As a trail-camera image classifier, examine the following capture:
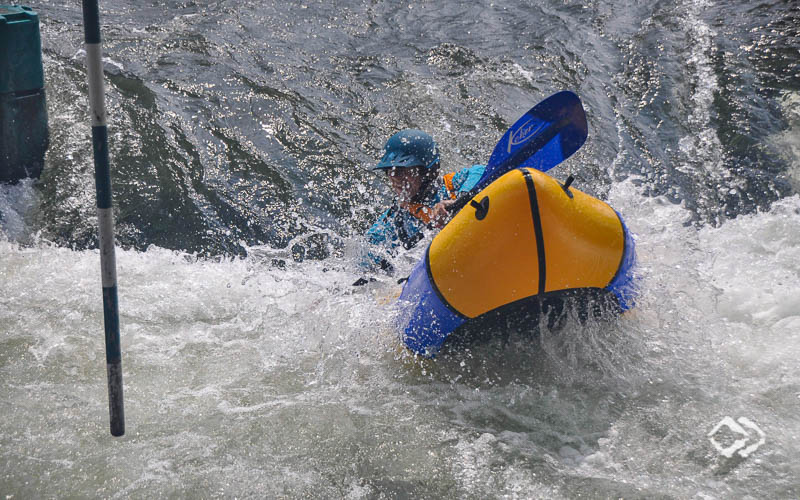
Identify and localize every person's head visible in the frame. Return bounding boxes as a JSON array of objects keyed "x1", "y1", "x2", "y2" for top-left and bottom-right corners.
[
  {"x1": 373, "y1": 129, "x2": 440, "y2": 202},
  {"x1": 384, "y1": 165, "x2": 426, "y2": 200}
]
